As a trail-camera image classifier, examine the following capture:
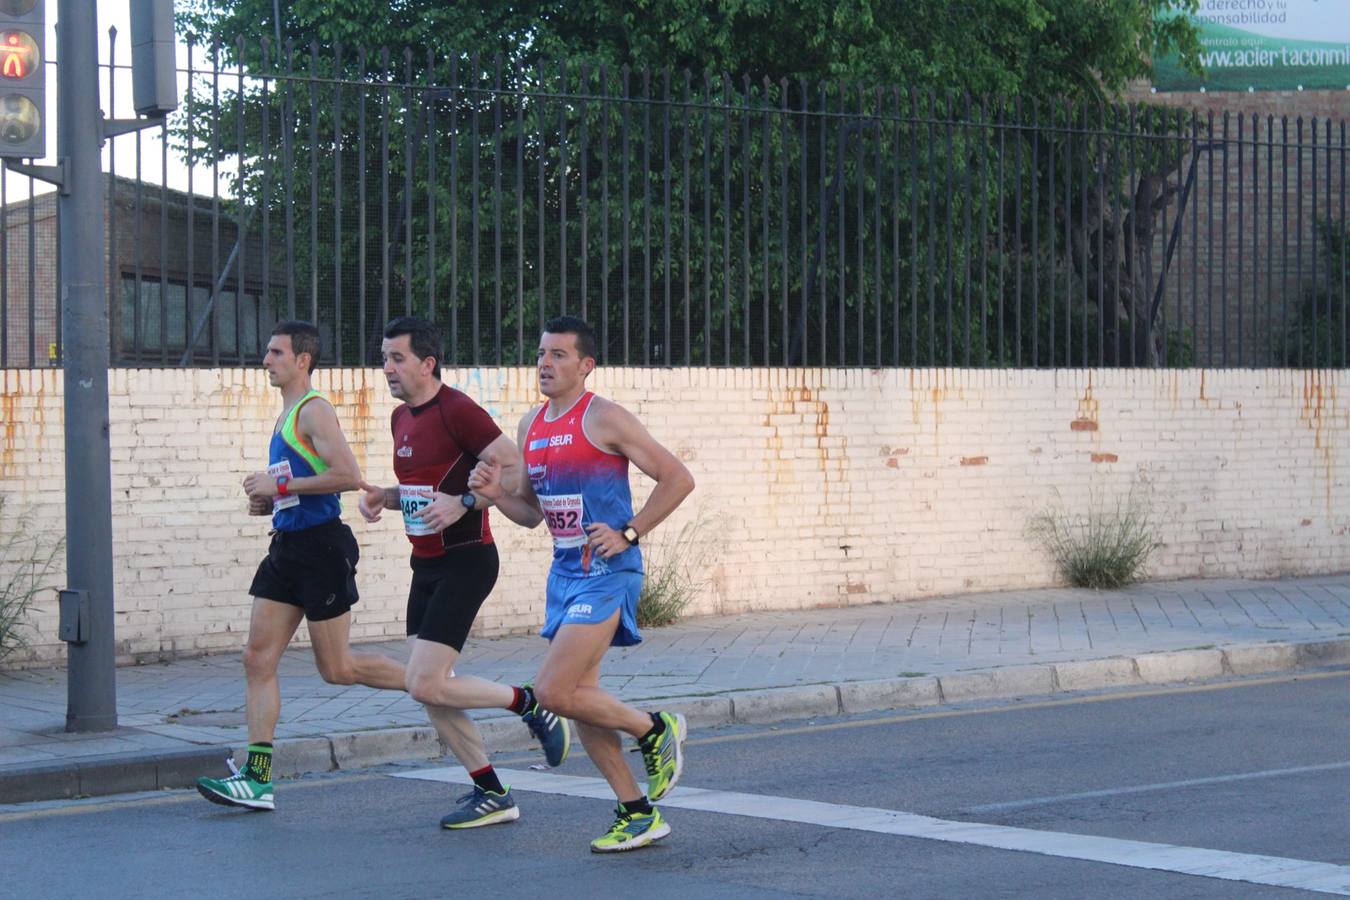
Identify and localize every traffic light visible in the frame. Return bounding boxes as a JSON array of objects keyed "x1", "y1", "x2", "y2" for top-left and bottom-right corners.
[{"x1": 0, "y1": 0, "x2": 45, "y2": 159}]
